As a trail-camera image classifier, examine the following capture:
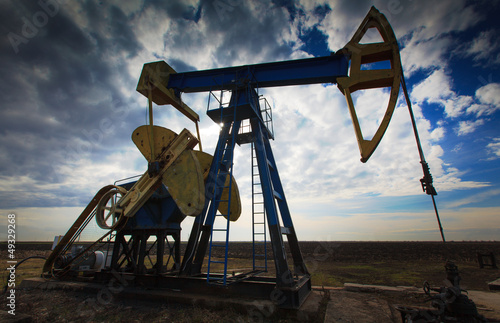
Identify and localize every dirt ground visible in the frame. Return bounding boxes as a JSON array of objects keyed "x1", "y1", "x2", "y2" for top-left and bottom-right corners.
[
  {"x1": 6, "y1": 288, "x2": 249, "y2": 323},
  {"x1": 2, "y1": 241, "x2": 499, "y2": 322}
]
